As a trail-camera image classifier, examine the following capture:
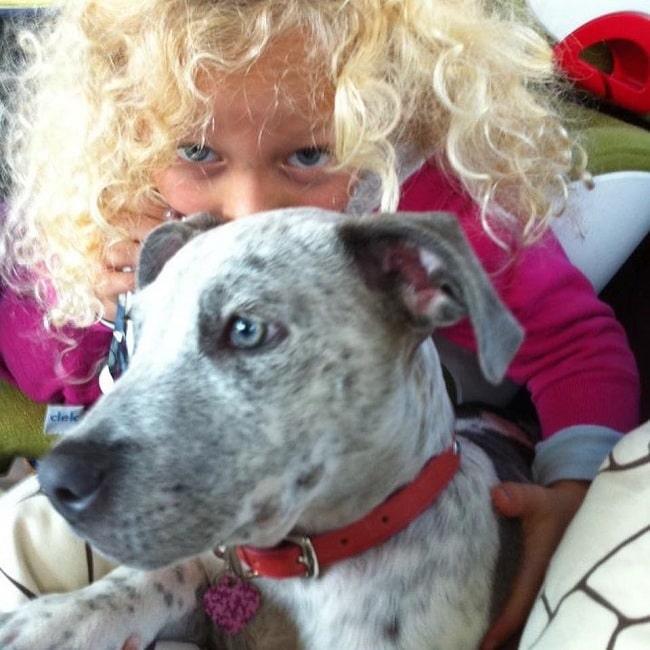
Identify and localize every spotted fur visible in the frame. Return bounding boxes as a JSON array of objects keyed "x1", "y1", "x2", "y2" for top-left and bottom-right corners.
[{"x1": 1, "y1": 209, "x2": 528, "y2": 650}]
